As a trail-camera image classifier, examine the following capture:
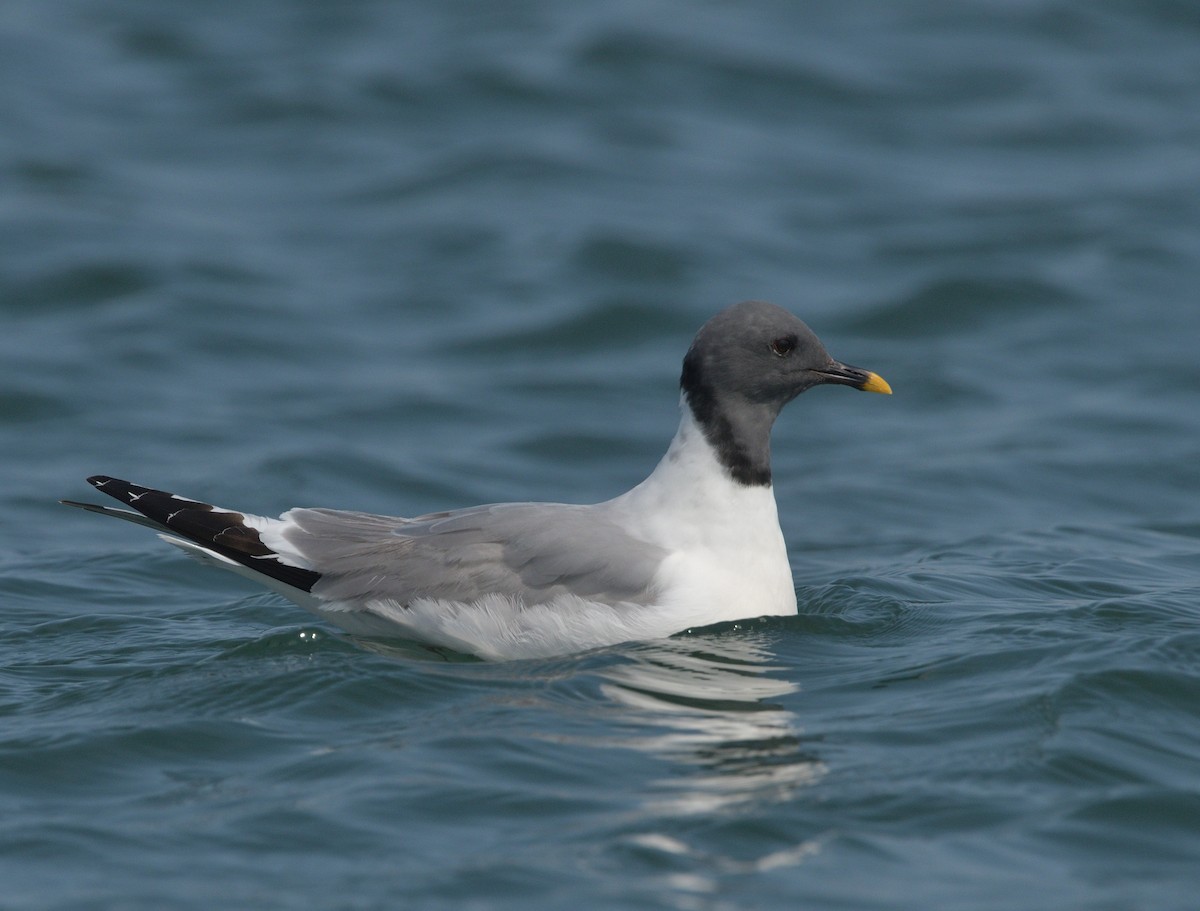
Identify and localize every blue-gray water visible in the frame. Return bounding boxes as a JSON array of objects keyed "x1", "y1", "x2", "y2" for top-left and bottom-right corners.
[{"x1": 4, "y1": 1, "x2": 1200, "y2": 908}]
